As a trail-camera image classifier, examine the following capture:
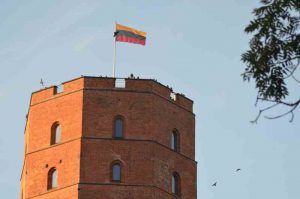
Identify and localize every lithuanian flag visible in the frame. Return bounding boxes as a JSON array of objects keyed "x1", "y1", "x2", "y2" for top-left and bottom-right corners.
[{"x1": 114, "y1": 24, "x2": 147, "y2": 46}]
